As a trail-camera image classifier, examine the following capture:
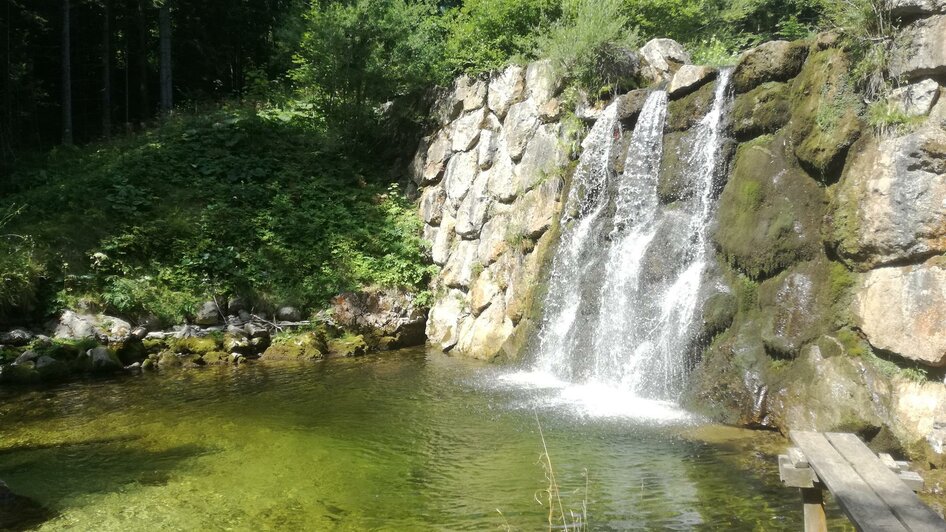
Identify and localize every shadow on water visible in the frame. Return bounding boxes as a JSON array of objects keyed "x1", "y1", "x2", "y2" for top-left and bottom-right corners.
[{"x1": 0, "y1": 436, "x2": 210, "y2": 528}]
